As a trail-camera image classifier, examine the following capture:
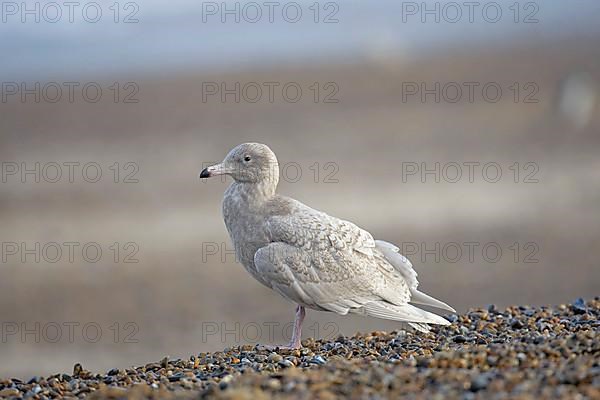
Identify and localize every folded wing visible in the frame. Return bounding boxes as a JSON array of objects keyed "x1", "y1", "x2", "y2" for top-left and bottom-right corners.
[{"x1": 254, "y1": 203, "x2": 453, "y2": 328}]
